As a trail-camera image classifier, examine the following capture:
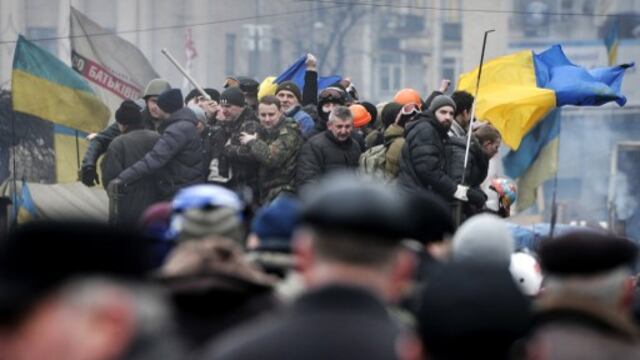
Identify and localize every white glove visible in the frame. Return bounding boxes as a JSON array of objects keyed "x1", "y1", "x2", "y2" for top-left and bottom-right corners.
[{"x1": 453, "y1": 185, "x2": 469, "y2": 202}]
